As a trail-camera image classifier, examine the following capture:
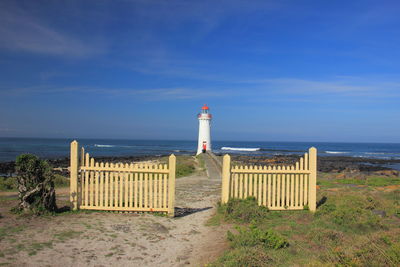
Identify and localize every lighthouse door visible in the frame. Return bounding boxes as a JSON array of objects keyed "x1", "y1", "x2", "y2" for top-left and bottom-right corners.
[{"x1": 202, "y1": 141, "x2": 207, "y2": 153}]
